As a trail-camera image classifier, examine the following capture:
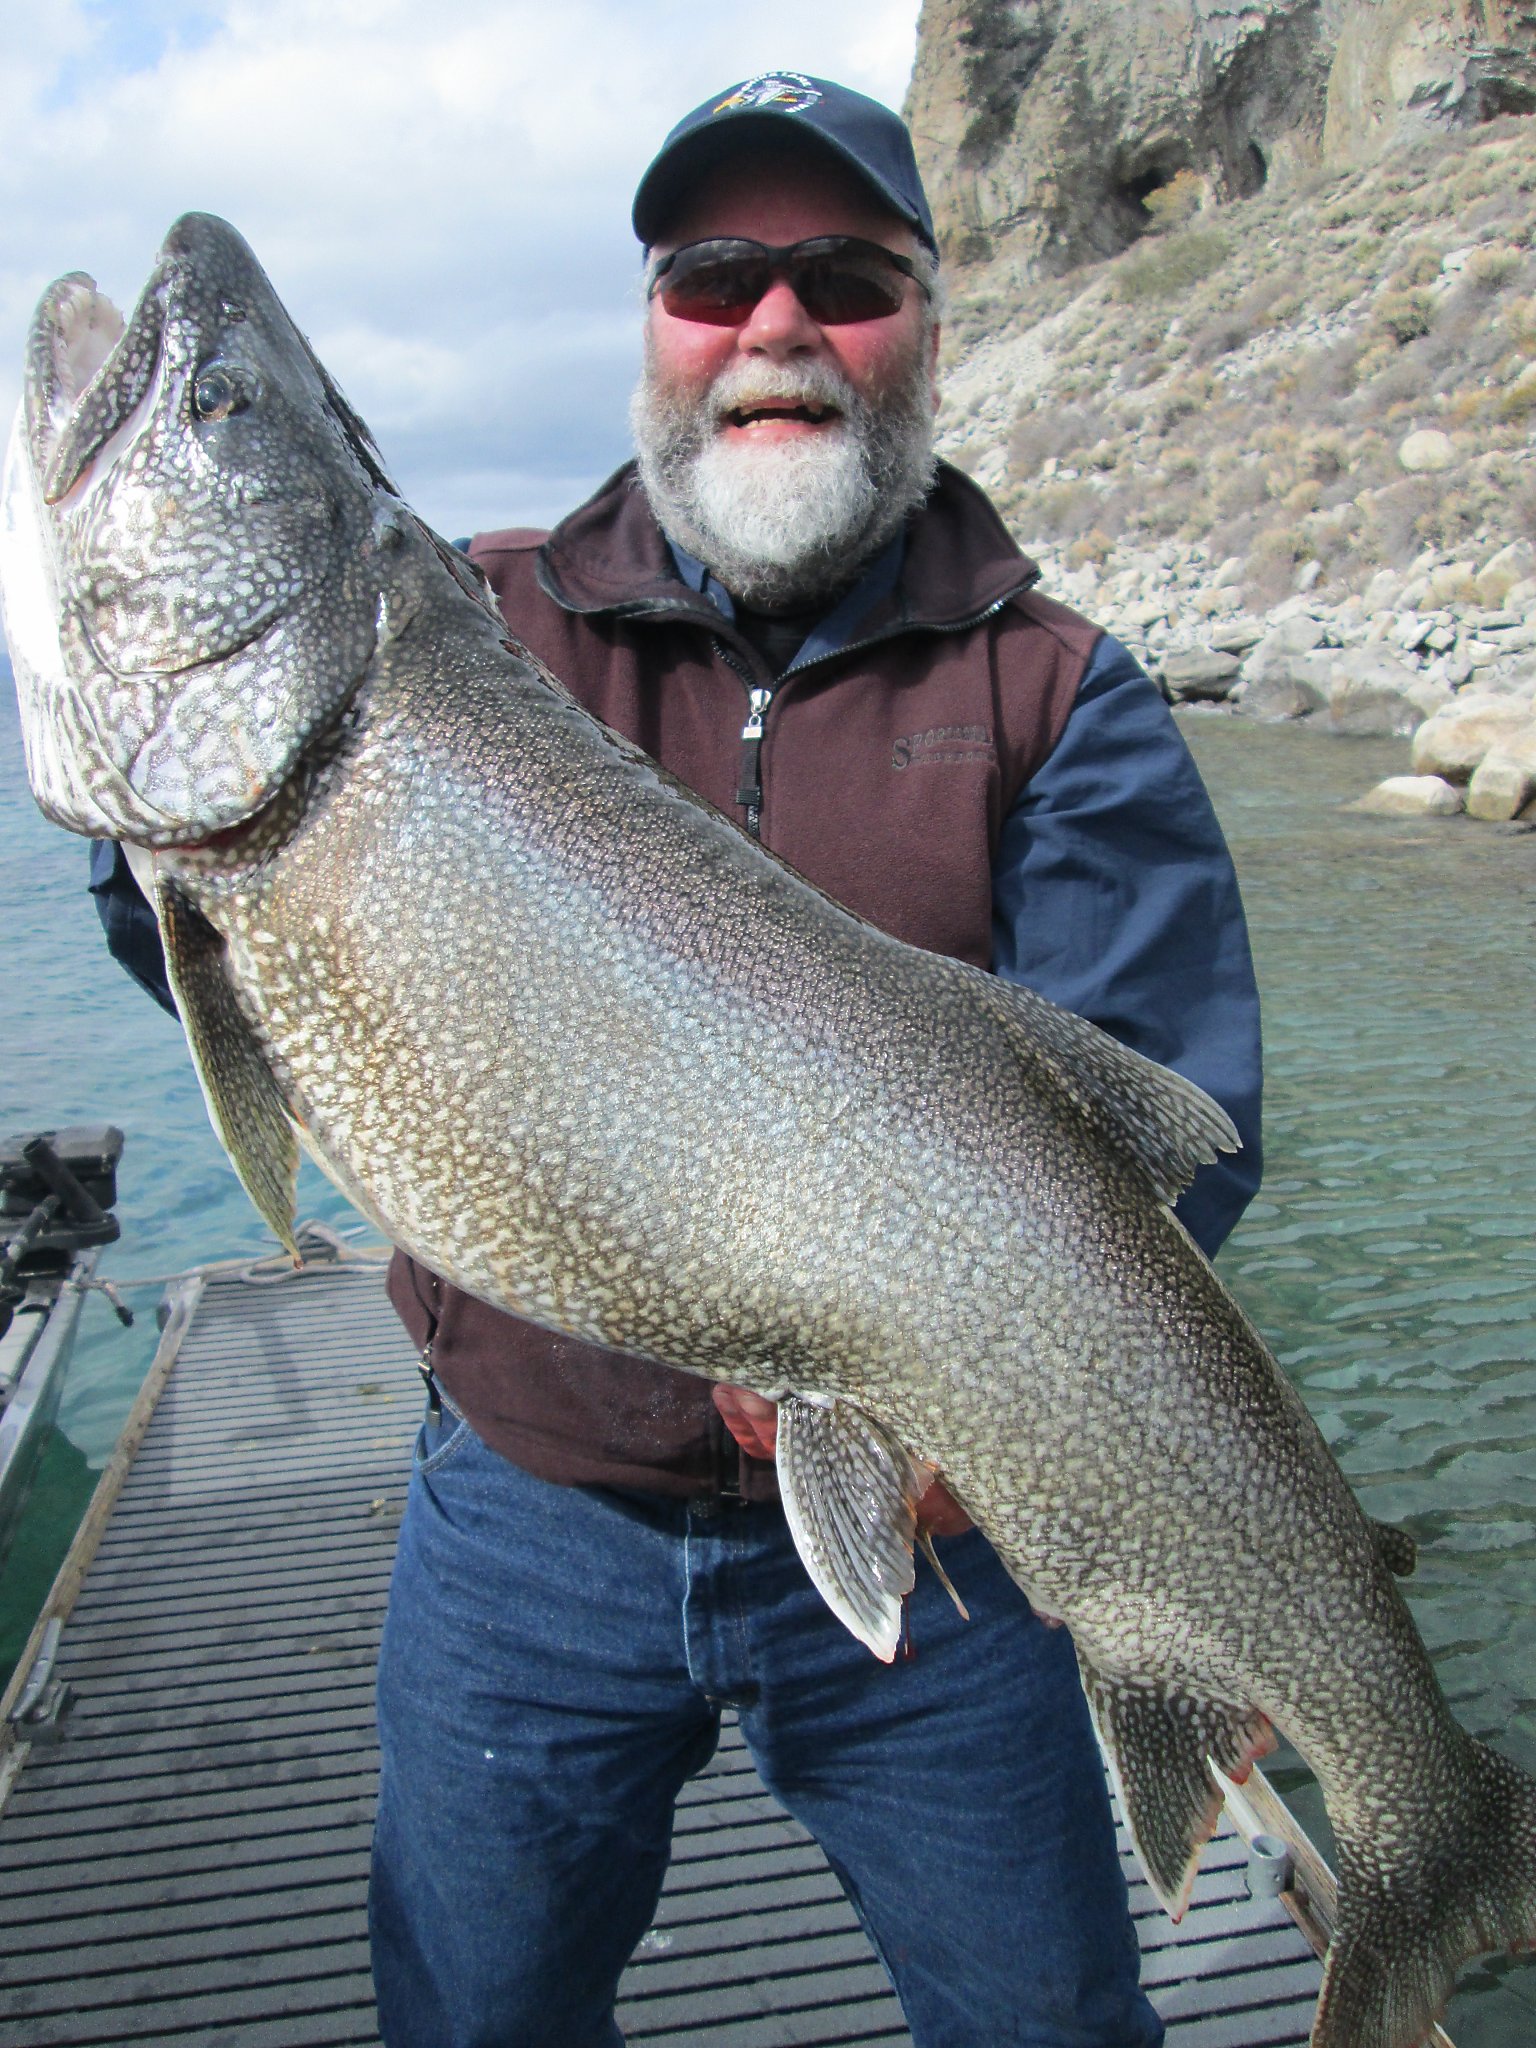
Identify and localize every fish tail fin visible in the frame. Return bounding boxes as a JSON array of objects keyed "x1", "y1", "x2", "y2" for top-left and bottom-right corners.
[{"x1": 1313, "y1": 1736, "x2": 1536, "y2": 2048}]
